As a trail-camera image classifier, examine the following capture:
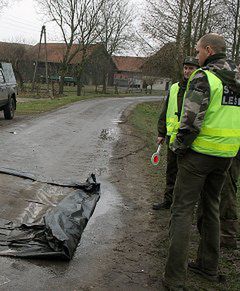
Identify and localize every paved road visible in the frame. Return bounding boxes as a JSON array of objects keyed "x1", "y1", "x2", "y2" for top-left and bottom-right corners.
[{"x1": 0, "y1": 96, "x2": 161, "y2": 290}]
